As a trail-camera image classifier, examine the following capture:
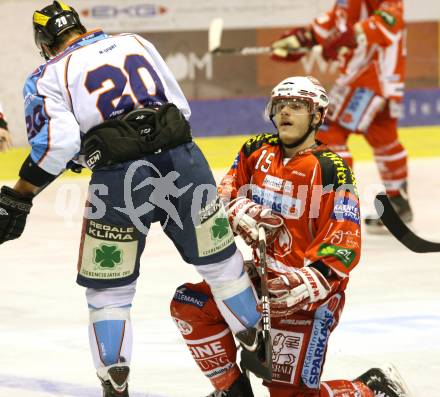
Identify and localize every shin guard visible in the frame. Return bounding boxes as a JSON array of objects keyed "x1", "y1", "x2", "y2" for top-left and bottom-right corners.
[{"x1": 89, "y1": 307, "x2": 133, "y2": 369}]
